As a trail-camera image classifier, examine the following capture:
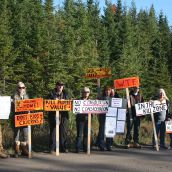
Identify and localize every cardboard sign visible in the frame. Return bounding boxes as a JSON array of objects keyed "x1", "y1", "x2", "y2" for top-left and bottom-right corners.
[
  {"x1": 135, "y1": 100, "x2": 167, "y2": 116},
  {"x1": 15, "y1": 98, "x2": 43, "y2": 112},
  {"x1": 44, "y1": 100, "x2": 72, "y2": 111},
  {"x1": 85, "y1": 68, "x2": 112, "y2": 78},
  {"x1": 114, "y1": 77, "x2": 139, "y2": 89},
  {"x1": 15, "y1": 112, "x2": 43, "y2": 127},
  {"x1": 166, "y1": 121, "x2": 172, "y2": 134},
  {"x1": 73, "y1": 100, "x2": 109, "y2": 114},
  {"x1": 0, "y1": 96, "x2": 11, "y2": 119}
]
